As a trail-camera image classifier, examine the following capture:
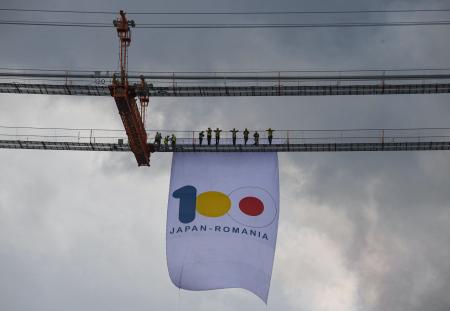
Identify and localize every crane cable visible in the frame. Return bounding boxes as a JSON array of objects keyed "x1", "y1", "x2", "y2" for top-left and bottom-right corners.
[{"x1": 1, "y1": 8, "x2": 450, "y2": 15}]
